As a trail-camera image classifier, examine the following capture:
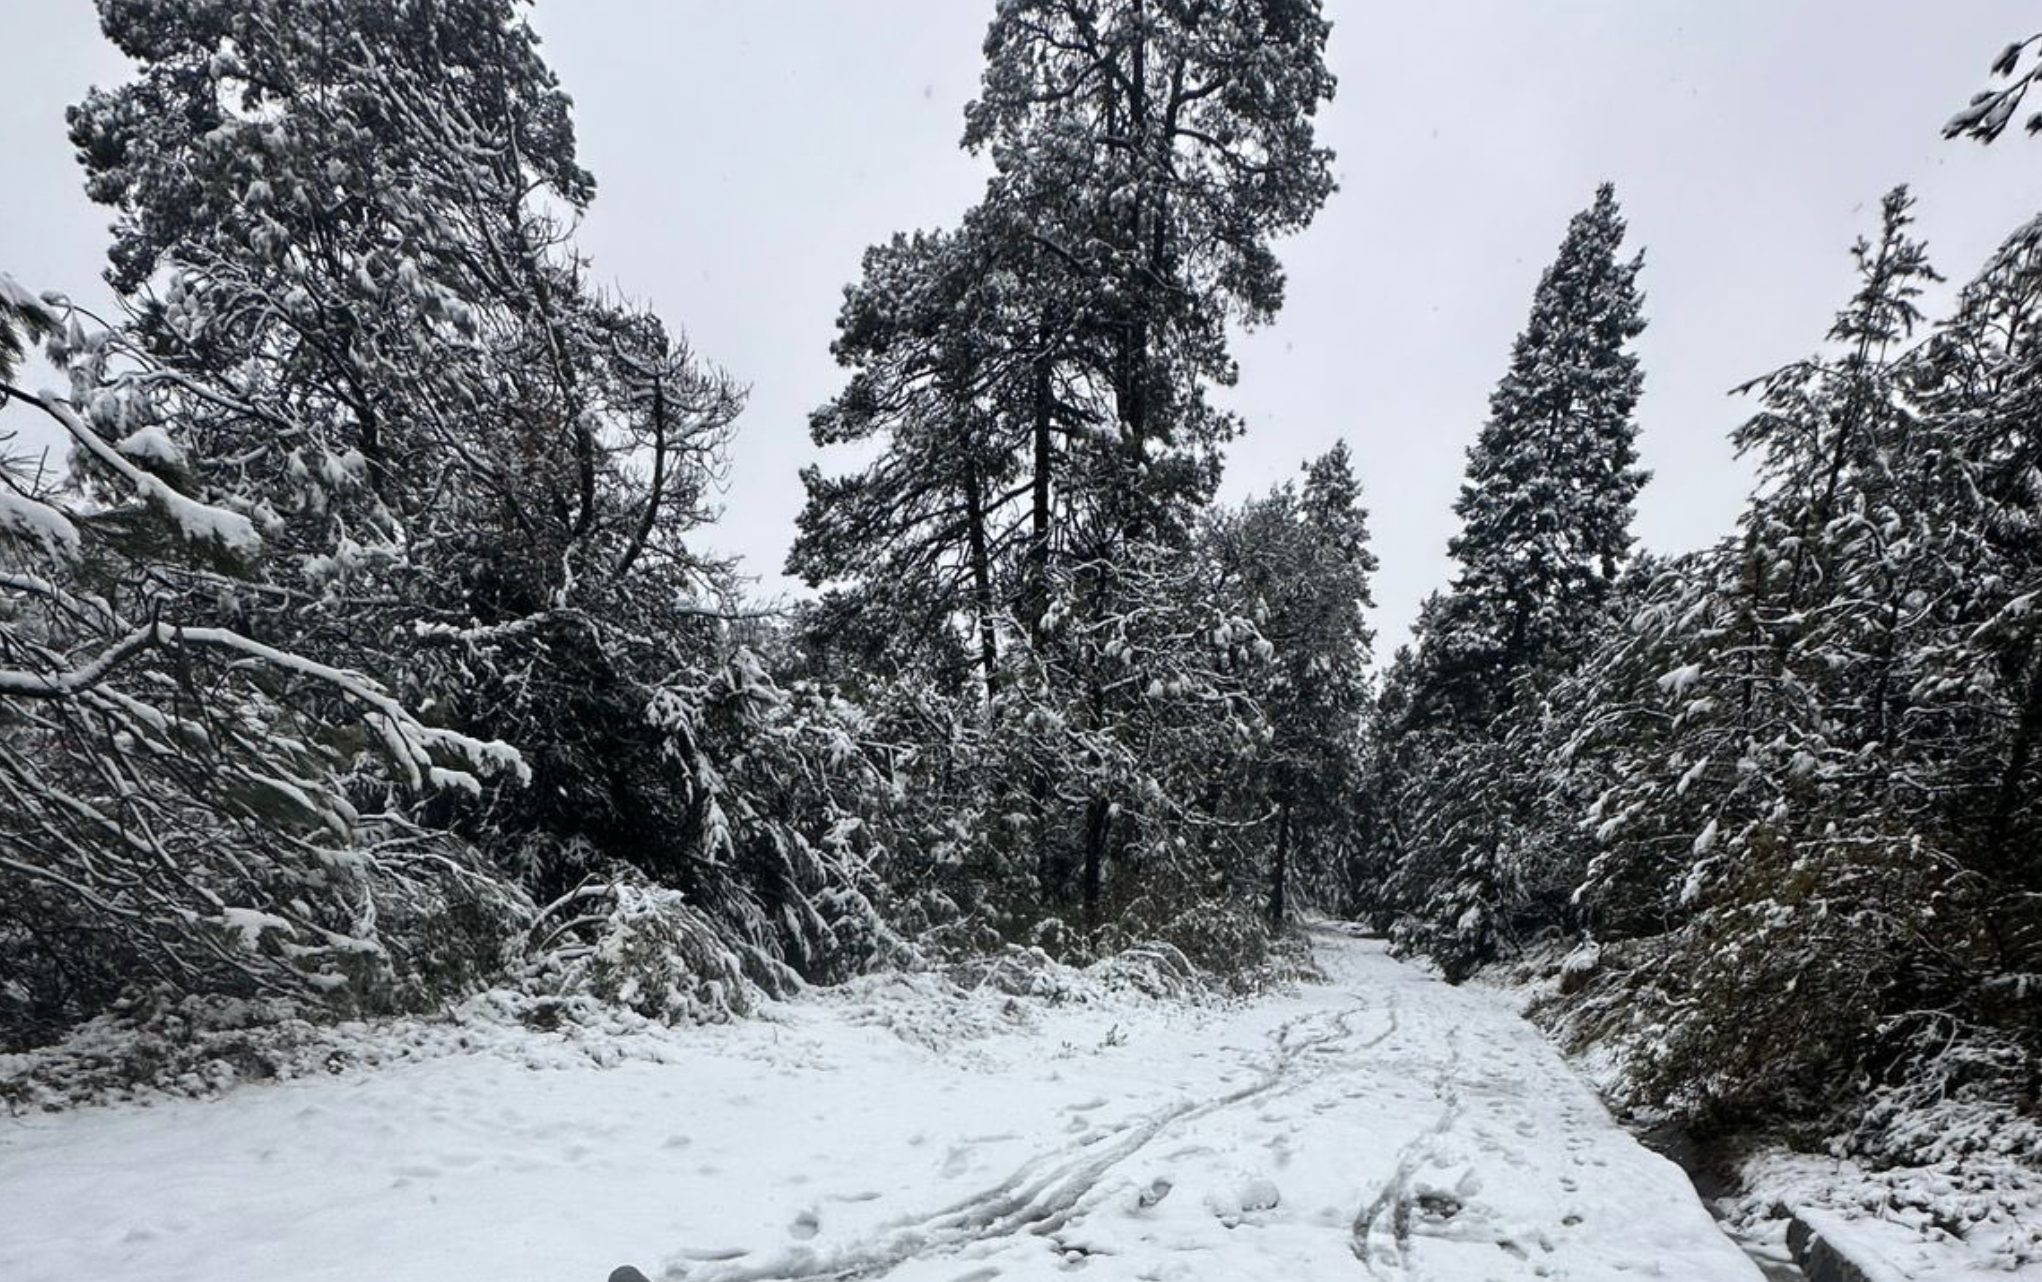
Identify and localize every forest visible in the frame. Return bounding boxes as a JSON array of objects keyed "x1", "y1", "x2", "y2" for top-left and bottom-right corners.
[{"x1": 3, "y1": 3, "x2": 2040, "y2": 1273}]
